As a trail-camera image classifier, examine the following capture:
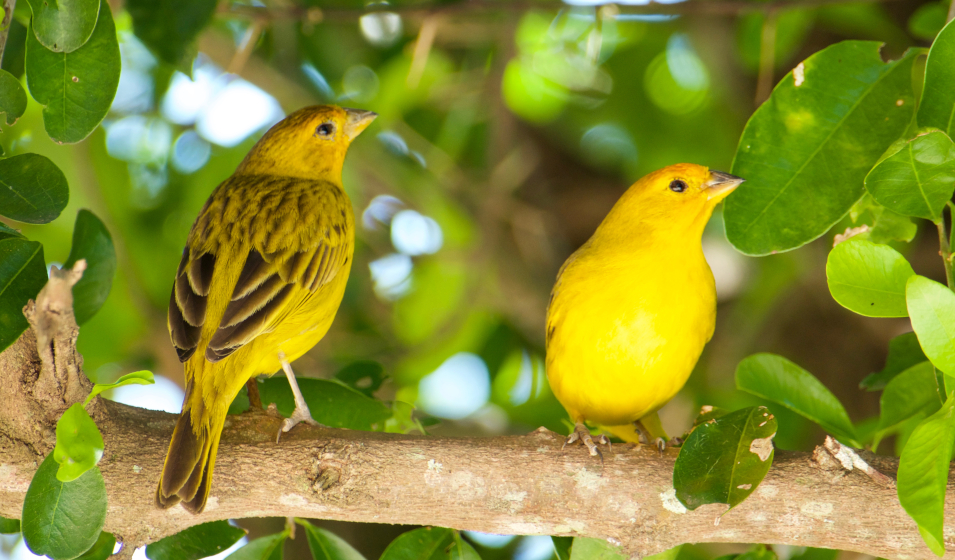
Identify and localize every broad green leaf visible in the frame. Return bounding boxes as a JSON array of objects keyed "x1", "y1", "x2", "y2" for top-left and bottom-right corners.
[
  {"x1": 734, "y1": 545, "x2": 778, "y2": 560},
  {"x1": 0, "y1": 69, "x2": 26, "y2": 125},
  {"x1": 146, "y1": 521, "x2": 247, "y2": 560},
  {"x1": 0, "y1": 515, "x2": 19, "y2": 533},
  {"x1": 898, "y1": 393, "x2": 955, "y2": 556},
  {"x1": 690, "y1": 405, "x2": 731, "y2": 430},
  {"x1": 53, "y1": 403, "x2": 104, "y2": 482},
  {"x1": 296, "y1": 520, "x2": 367, "y2": 560},
  {"x1": 380, "y1": 528, "x2": 479, "y2": 560},
  {"x1": 0, "y1": 153, "x2": 69, "y2": 223},
  {"x1": 225, "y1": 531, "x2": 287, "y2": 560},
  {"x1": 862, "y1": 331, "x2": 928, "y2": 390},
  {"x1": 736, "y1": 353, "x2": 858, "y2": 444},
  {"x1": 0, "y1": 238, "x2": 46, "y2": 353},
  {"x1": 789, "y1": 548, "x2": 839, "y2": 560},
  {"x1": 26, "y1": 0, "x2": 99, "y2": 53},
  {"x1": 918, "y1": 18, "x2": 955, "y2": 136},
  {"x1": 826, "y1": 239, "x2": 914, "y2": 317},
  {"x1": 0, "y1": 222, "x2": 22, "y2": 241},
  {"x1": 553, "y1": 537, "x2": 573, "y2": 560},
  {"x1": 569, "y1": 538, "x2": 626, "y2": 560},
  {"x1": 334, "y1": 361, "x2": 386, "y2": 398},
  {"x1": 909, "y1": 2, "x2": 947, "y2": 40},
  {"x1": 907, "y1": 275, "x2": 955, "y2": 376},
  {"x1": 674, "y1": 406, "x2": 776, "y2": 510},
  {"x1": 21, "y1": 454, "x2": 106, "y2": 560},
  {"x1": 879, "y1": 362, "x2": 942, "y2": 430},
  {"x1": 74, "y1": 532, "x2": 115, "y2": 560},
  {"x1": 259, "y1": 377, "x2": 391, "y2": 431},
  {"x1": 127, "y1": 0, "x2": 217, "y2": 66},
  {"x1": 868, "y1": 208, "x2": 917, "y2": 244},
  {"x1": 85, "y1": 370, "x2": 154, "y2": 405},
  {"x1": 64, "y1": 209, "x2": 116, "y2": 325},
  {"x1": 725, "y1": 42, "x2": 917, "y2": 255},
  {"x1": 25, "y1": 0, "x2": 120, "y2": 144},
  {"x1": 864, "y1": 130, "x2": 955, "y2": 222}
]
